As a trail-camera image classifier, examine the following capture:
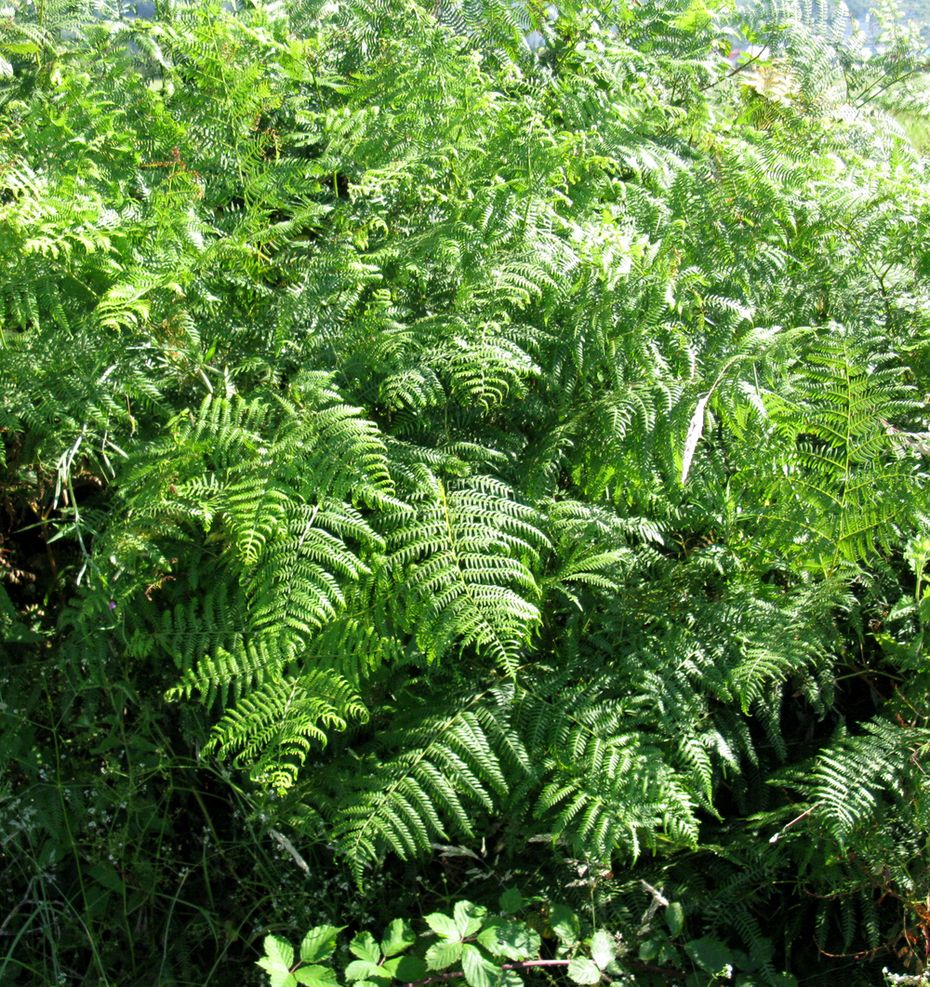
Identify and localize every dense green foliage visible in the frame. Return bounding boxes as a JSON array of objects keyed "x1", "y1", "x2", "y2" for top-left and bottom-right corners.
[
  {"x1": 256, "y1": 894, "x2": 665, "y2": 987},
  {"x1": 2, "y1": 0, "x2": 930, "y2": 983}
]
